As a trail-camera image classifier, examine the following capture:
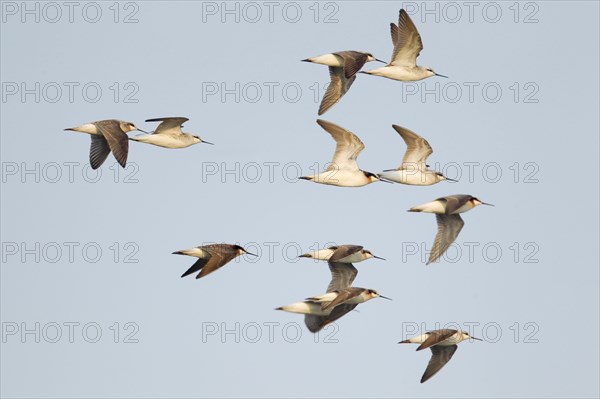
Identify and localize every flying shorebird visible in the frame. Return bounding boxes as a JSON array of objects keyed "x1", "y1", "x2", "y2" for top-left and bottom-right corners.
[
  {"x1": 299, "y1": 119, "x2": 381, "y2": 187},
  {"x1": 399, "y1": 329, "x2": 482, "y2": 383},
  {"x1": 299, "y1": 244, "x2": 385, "y2": 263},
  {"x1": 64, "y1": 119, "x2": 144, "y2": 169},
  {"x1": 276, "y1": 265, "x2": 389, "y2": 333},
  {"x1": 276, "y1": 261, "x2": 359, "y2": 321},
  {"x1": 362, "y1": 9, "x2": 447, "y2": 81},
  {"x1": 278, "y1": 250, "x2": 387, "y2": 332},
  {"x1": 130, "y1": 117, "x2": 213, "y2": 148},
  {"x1": 302, "y1": 51, "x2": 385, "y2": 115},
  {"x1": 308, "y1": 287, "x2": 391, "y2": 311},
  {"x1": 378, "y1": 125, "x2": 456, "y2": 185},
  {"x1": 173, "y1": 243, "x2": 257, "y2": 280},
  {"x1": 409, "y1": 195, "x2": 493, "y2": 264}
]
